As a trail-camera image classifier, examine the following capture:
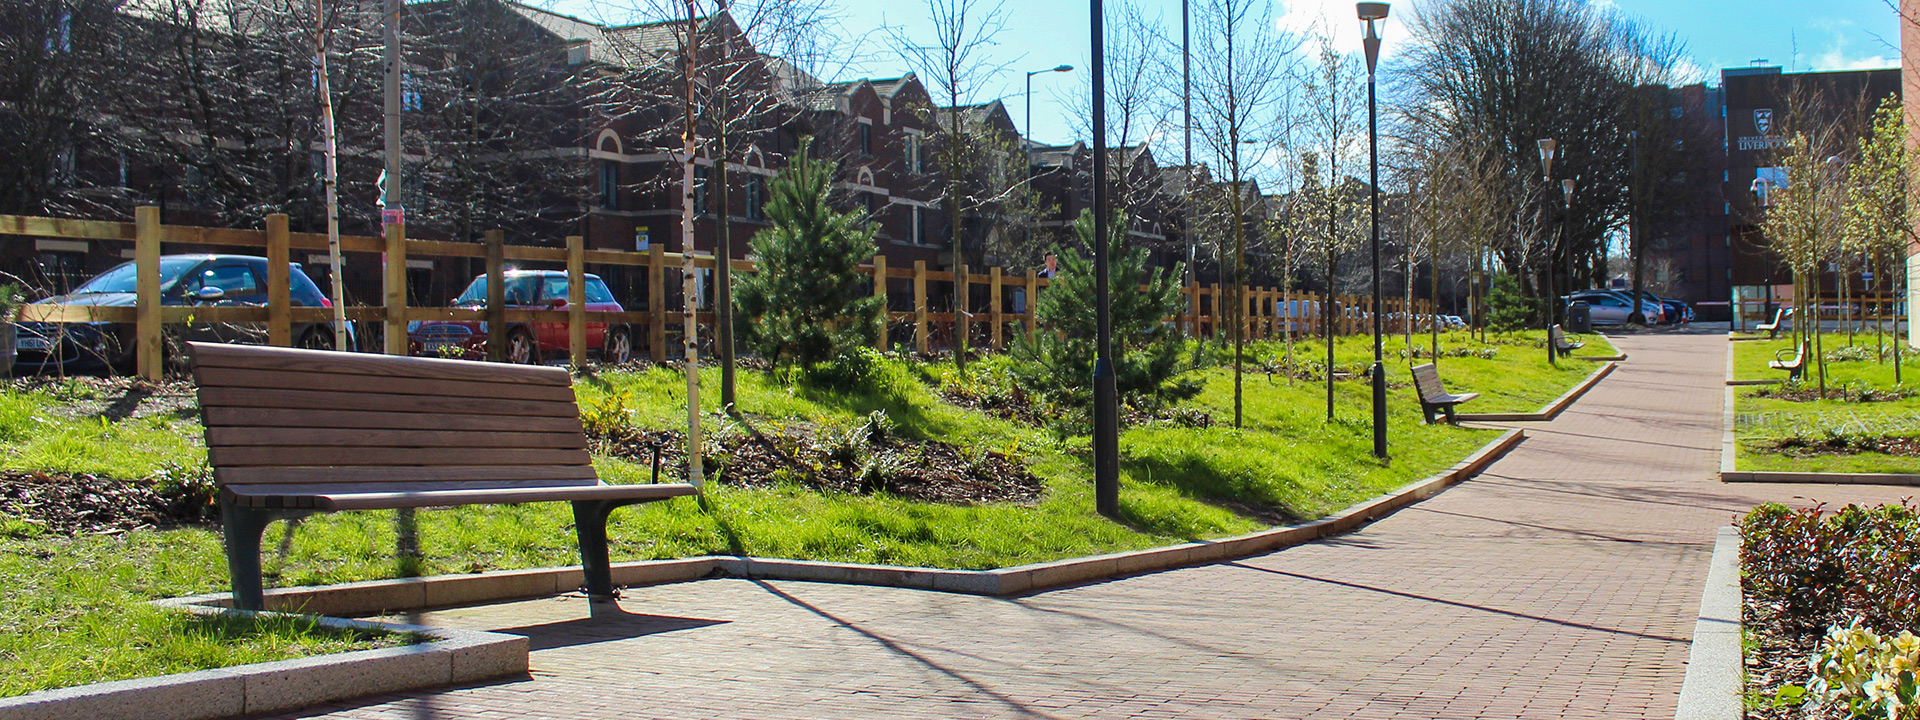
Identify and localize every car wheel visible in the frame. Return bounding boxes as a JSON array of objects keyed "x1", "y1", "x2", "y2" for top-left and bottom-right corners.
[
  {"x1": 602, "y1": 327, "x2": 632, "y2": 365},
  {"x1": 506, "y1": 329, "x2": 539, "y2": 365},
  {"x1": 298, "y1": 327, "x2": 334, "y2": 351}
]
